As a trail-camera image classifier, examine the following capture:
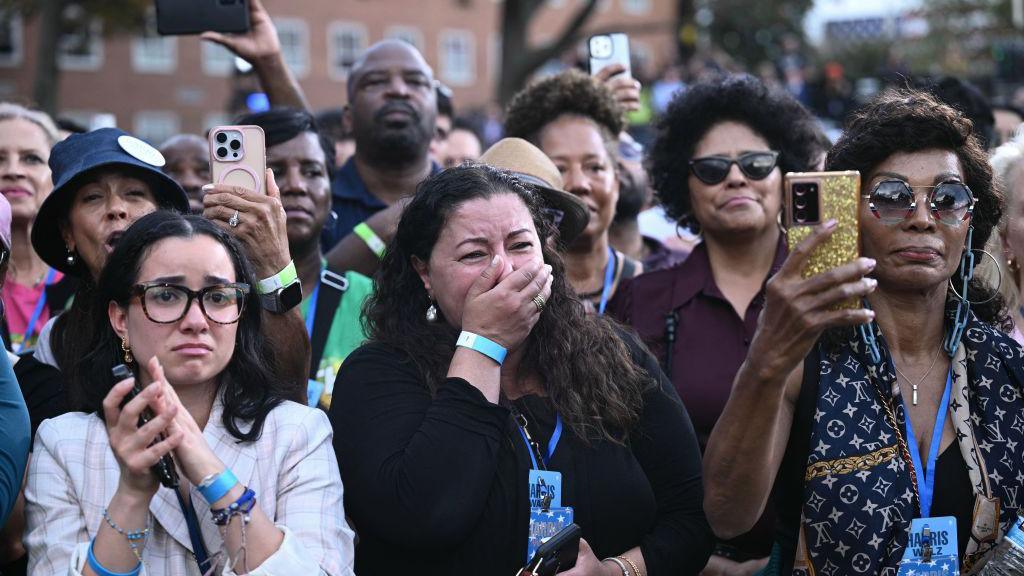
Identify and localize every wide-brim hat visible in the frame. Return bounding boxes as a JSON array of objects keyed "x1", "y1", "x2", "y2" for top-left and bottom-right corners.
[
  {"x1": 479, "y1": 137, "x2": 589, "y2": 246},
  {"x1": 32, "y1": 127, "x2": 190, "y2": 275}
]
